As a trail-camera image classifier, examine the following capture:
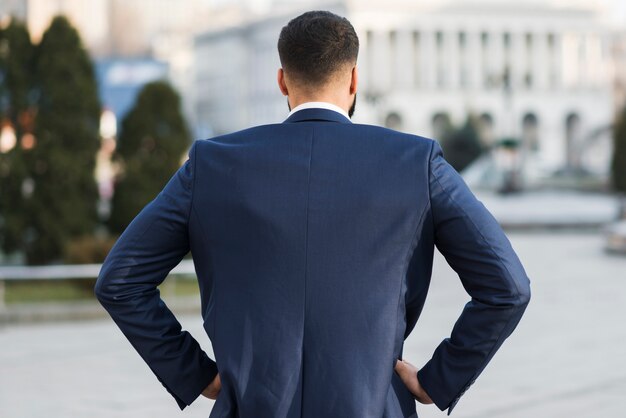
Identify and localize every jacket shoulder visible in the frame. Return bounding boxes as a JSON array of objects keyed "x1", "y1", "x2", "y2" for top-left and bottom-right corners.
[
  {"x1": 194, "y1": 122, "x2": 438, "y2": 152},
  {"x1": 195, "y1": 124, "x2": 277, "y2": 145},
  {"x1": 351, "y1": 122, "x2": 437, "y2": 150}
]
